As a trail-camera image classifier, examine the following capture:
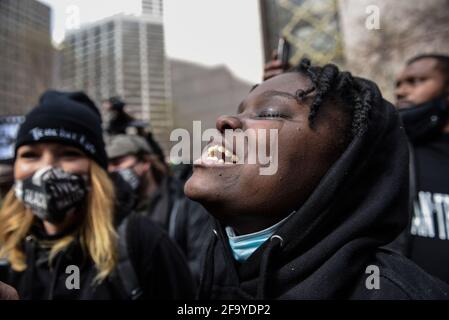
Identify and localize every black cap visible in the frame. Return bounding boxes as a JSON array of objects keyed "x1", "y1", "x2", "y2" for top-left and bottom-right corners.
[{"x1": 15, "y1": 90, "x2": 108, "y2": 169}]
